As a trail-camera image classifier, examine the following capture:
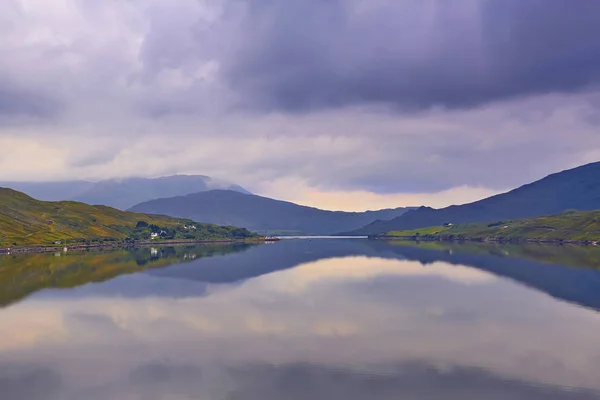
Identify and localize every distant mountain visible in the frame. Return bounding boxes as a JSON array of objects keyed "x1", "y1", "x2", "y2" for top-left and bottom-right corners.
[
  {"x1": 346, "y1": 162, "x2": 600, "y2": 235},
  {"x1": 0, "y1": 175, "x2": 250, "y2": 210},
  {"x1": 0, "y1": 188, "x2": 258, "y2": 247},
  {"x1": 128, "y1": 190, "x2": 415, "y2": 235}
]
